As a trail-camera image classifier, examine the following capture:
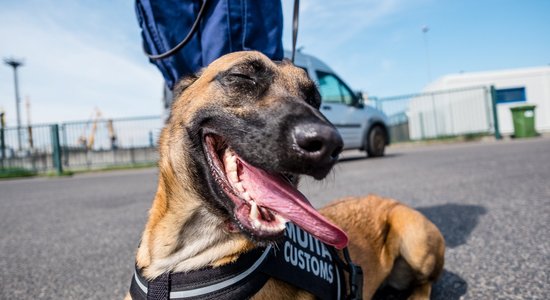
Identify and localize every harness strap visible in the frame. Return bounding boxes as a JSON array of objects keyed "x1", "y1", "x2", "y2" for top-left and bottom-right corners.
[
  {"x1": 147, "y1": 272, "x2": 170, "y2": 300},
  {"x1": 130, "y1": 226, "x2": 364, "y2": 300},
  {"x1": 130, "y1": 246, "x2": 271, "y2": 300}
]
